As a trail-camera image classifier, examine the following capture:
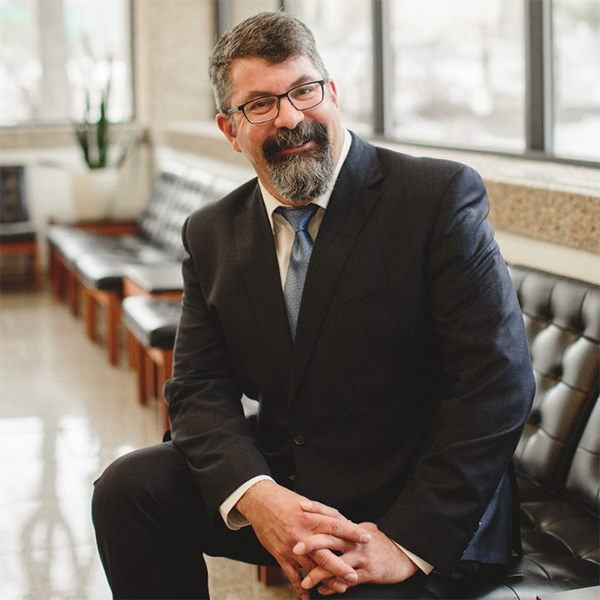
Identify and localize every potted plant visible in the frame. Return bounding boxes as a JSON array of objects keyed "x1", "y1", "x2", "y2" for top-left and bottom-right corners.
[
  {"x1": 71, "y1": 59, "x2": 123, "y2": 220},
  {"x1": 75, "y1": 61, "x2": 112, "y2": 170}
]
